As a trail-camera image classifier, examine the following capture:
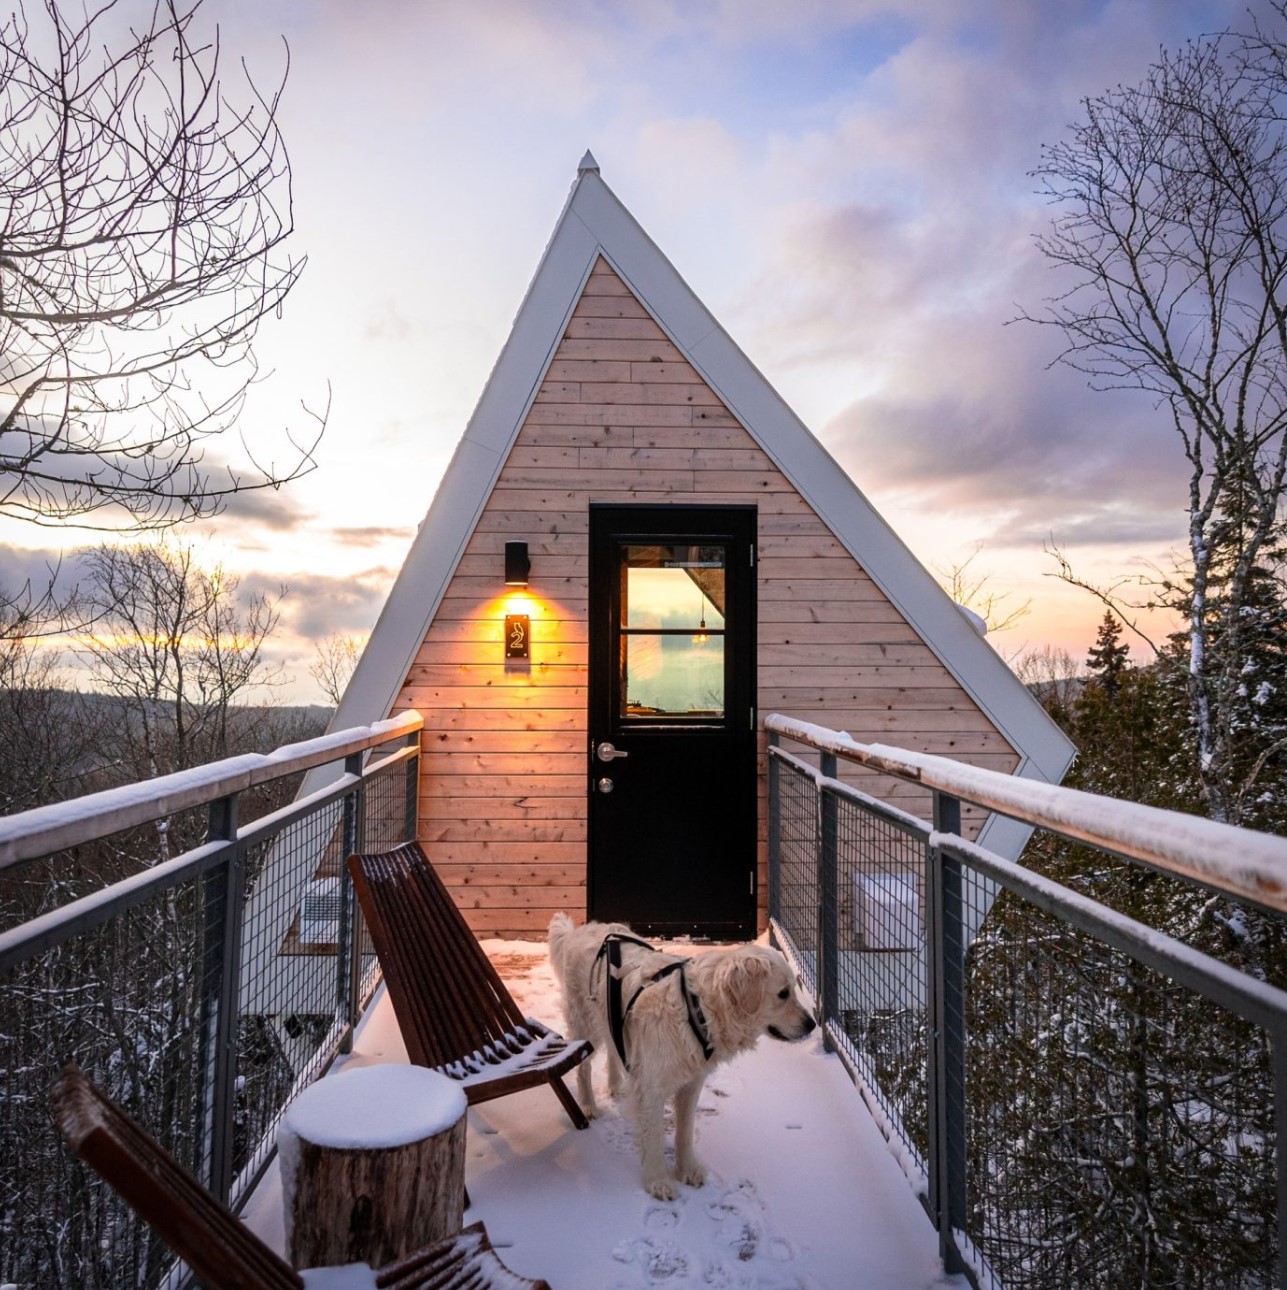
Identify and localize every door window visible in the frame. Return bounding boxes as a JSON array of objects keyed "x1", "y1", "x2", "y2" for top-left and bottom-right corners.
[{"x1": 618, "y1": 543, "x2": 726, "y2": 721}]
